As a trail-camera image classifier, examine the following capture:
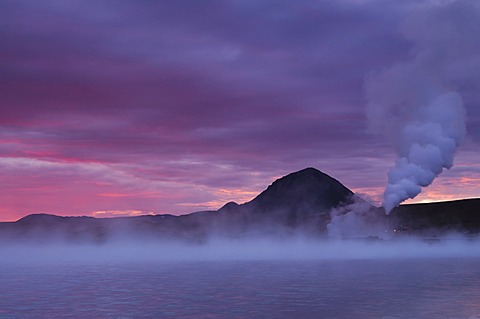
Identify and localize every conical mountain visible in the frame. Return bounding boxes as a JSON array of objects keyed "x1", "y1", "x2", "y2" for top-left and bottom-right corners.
[
  {"x1": 247, "y1": 167, "x2": 353, "y2": 213},
  {"x1": 216, "y1": 167, "x2": 355, "y2": 232}
]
